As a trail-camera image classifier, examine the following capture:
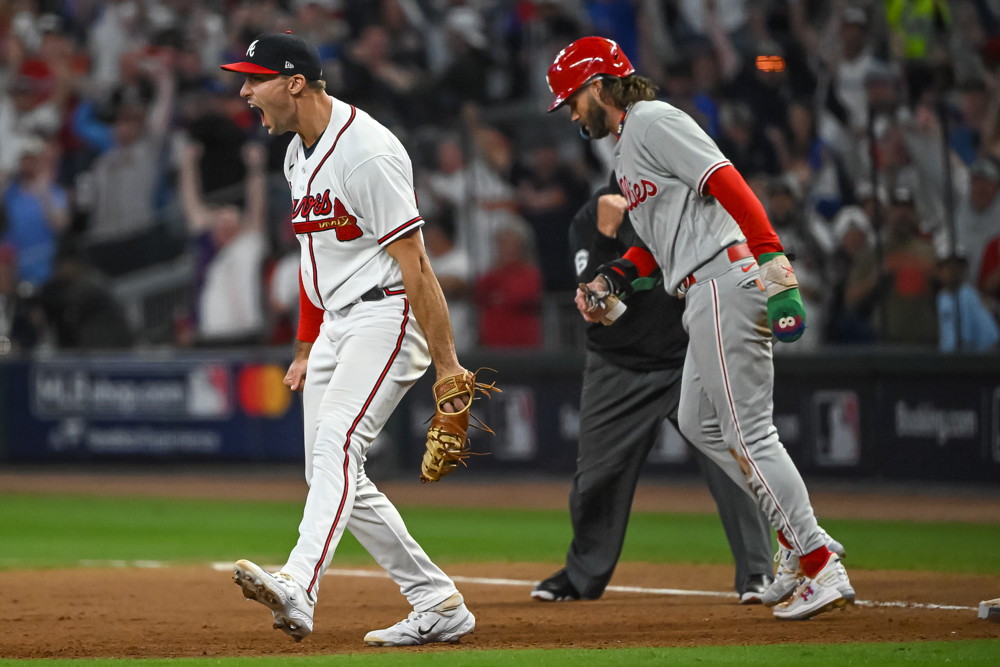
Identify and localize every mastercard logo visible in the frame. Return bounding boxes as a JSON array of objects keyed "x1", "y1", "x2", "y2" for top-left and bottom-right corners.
[{"x1": 238, "y1": 365, "x2": 292, "y2": 417}]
